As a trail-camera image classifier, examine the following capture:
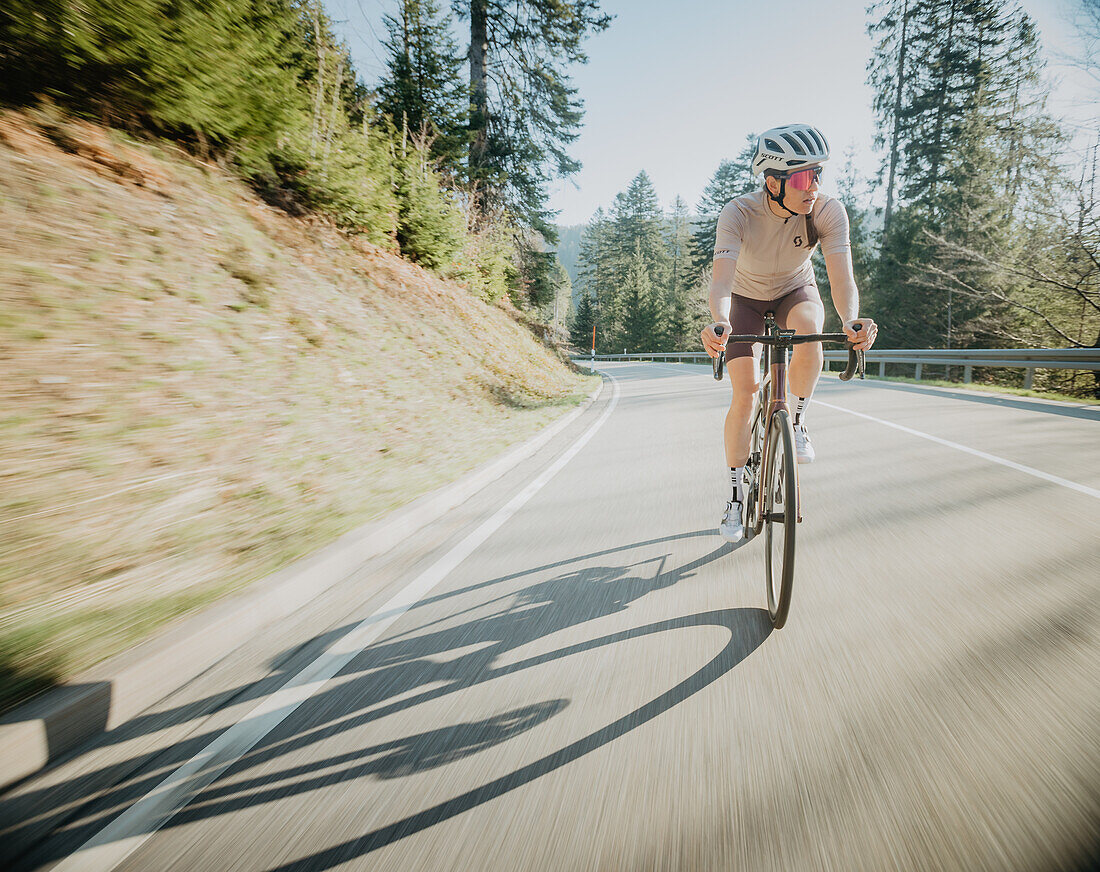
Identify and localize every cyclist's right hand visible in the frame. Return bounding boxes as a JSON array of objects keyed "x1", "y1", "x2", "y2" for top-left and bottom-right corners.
[{"x1": 701, "y1": 322, "x2": 731, "y2": 359}]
